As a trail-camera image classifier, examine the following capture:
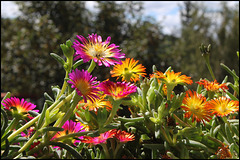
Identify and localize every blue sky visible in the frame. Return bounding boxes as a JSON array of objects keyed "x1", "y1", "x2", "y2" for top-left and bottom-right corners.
[{"x1": 1, "y1": 1, "x2": 239, "y2": 35}]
